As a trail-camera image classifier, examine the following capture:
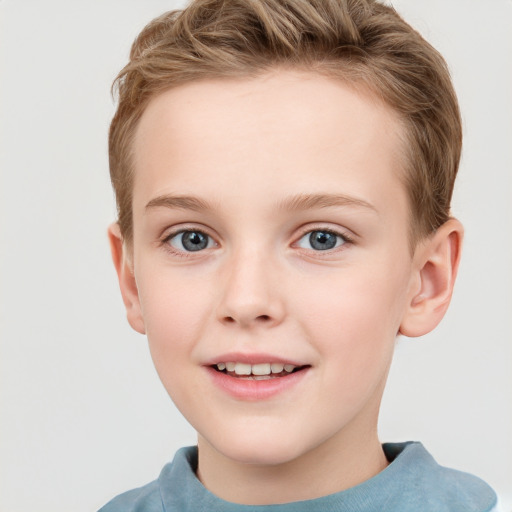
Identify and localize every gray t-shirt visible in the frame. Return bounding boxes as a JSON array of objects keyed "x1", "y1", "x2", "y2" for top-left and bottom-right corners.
[{"x1": 98, "y1": 442, "x2": 497, "y2": 511}]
